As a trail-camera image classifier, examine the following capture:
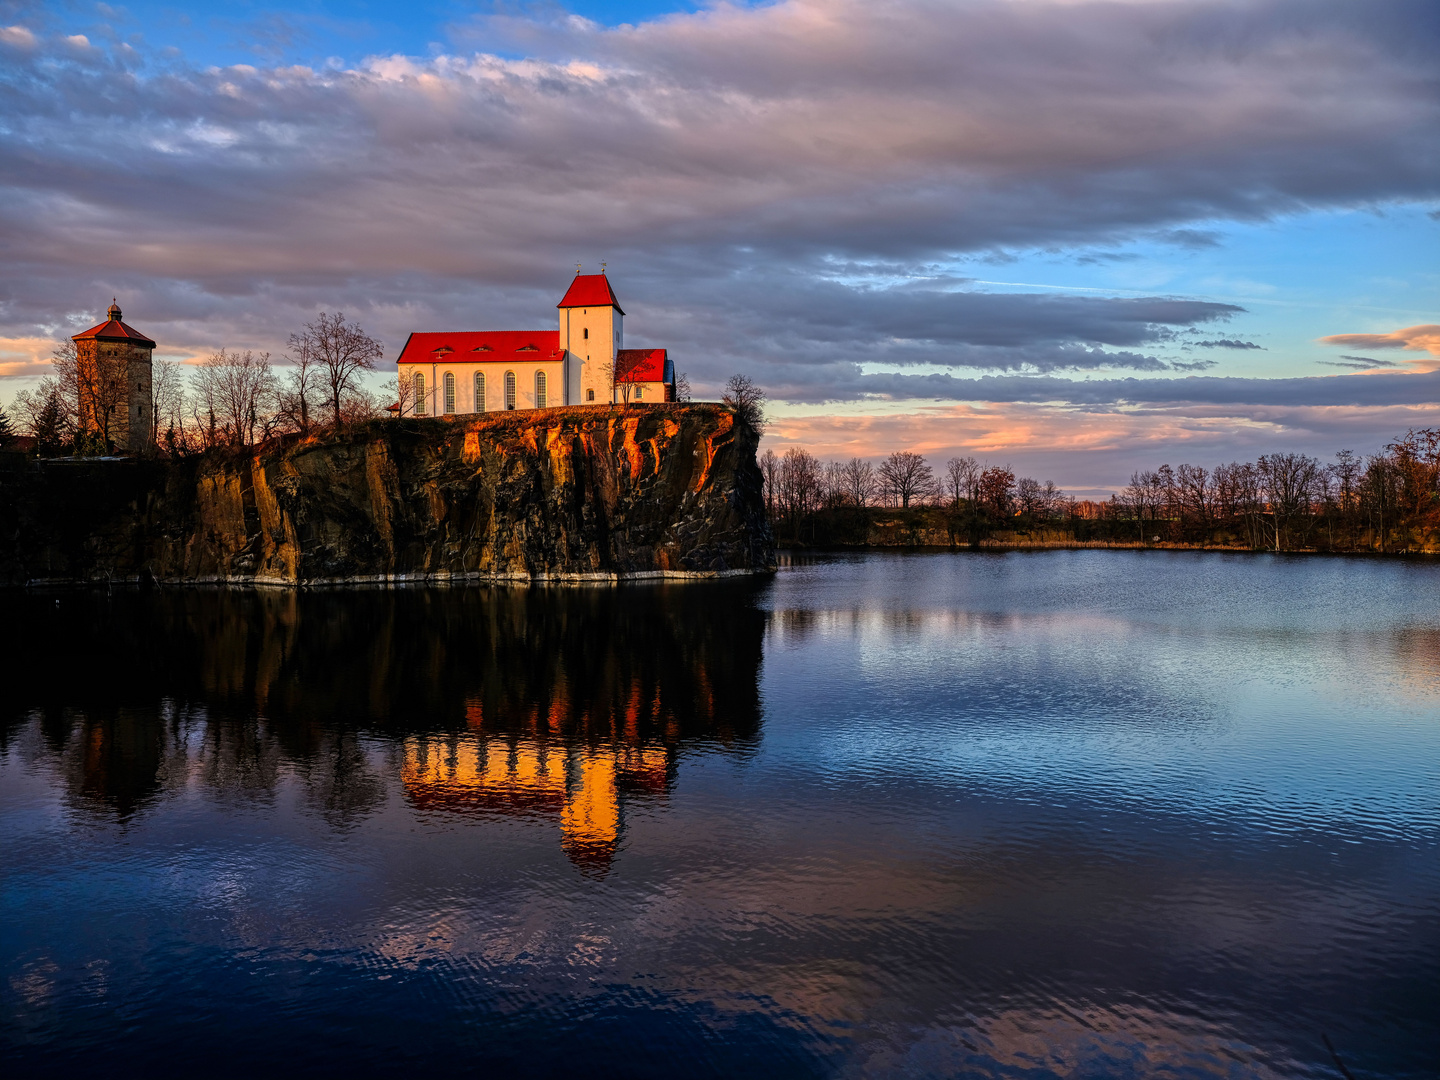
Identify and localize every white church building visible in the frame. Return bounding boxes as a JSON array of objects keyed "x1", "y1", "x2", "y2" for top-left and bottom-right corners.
[{"x1": 394, "y1": 272, "x2": 675, "y2": 416}]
